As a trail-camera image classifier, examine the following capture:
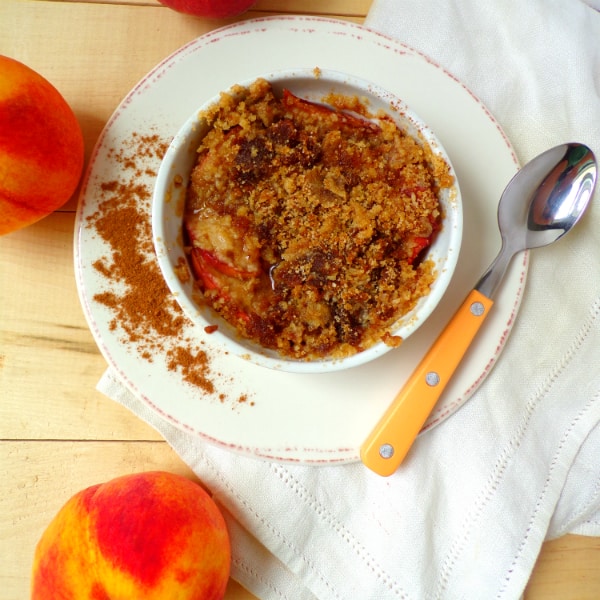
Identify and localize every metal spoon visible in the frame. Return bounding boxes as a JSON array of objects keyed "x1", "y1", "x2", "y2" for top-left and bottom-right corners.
[{"x1": 361, "y1": 143, "x2": 597, "y2": 476}]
